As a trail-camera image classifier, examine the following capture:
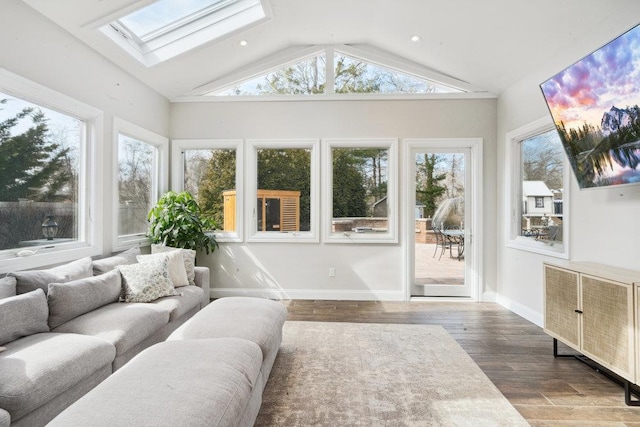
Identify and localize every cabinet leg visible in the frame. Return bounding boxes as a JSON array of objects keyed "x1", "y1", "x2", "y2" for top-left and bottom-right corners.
[
  {"x1": 553, "y1": 338, "x2": 577, "y2": 358},
  {"x1": 625, "y1": 381, "x2": 640, "y2": 406}
]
